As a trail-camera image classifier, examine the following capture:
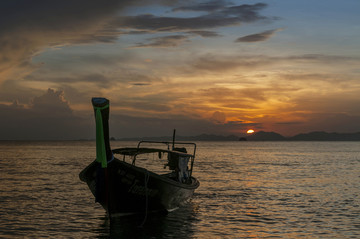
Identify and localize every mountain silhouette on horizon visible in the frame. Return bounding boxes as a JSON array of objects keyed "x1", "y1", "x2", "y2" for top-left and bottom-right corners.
[
  {"x1": 246, "y1": 131, "x2": 360, "y2": 141},
  {"x1": 114, "y1": 131, "x2": 360, "y2": 141}
]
